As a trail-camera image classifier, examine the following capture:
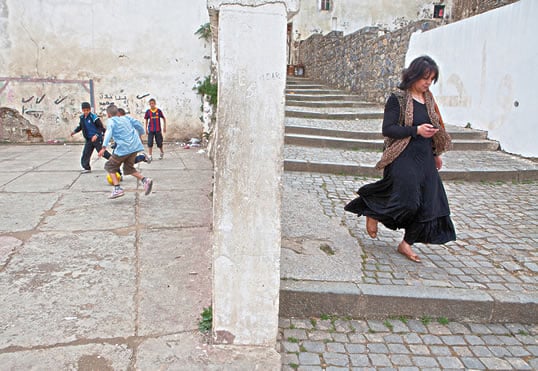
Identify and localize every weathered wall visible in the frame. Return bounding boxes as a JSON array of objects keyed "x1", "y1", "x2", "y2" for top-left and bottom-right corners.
[
  {"x1": 0, "y1": 0, "x2": 210, "y2": 142},
  {"x1": 298, "y1": 20, "x2": 440, "y2": 103},
  {"x1": 407, "y1": 0, "x2": 536, "y2": 157},
  {"x1": 290, "y1": 0, "x2": 452, "y2": 39},
  {"x1": 452, "y1": 0, "x2": 519, "y2": 21}
]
